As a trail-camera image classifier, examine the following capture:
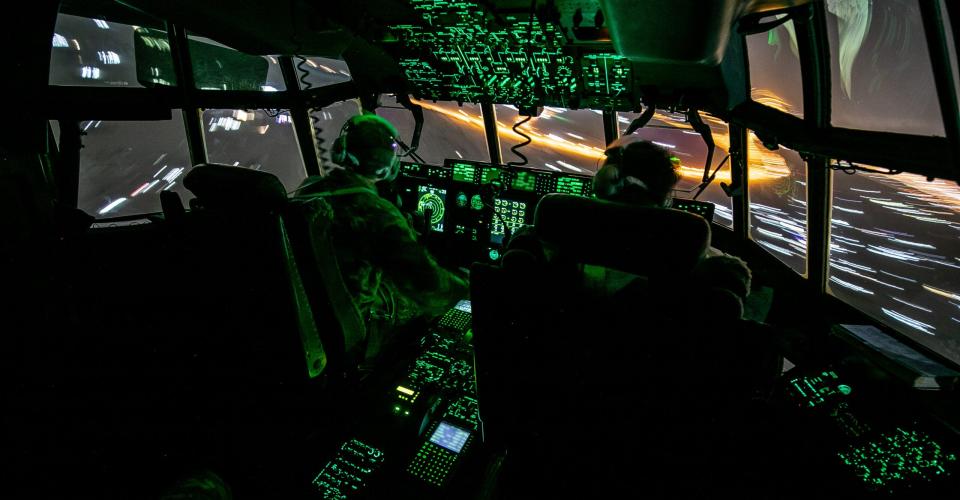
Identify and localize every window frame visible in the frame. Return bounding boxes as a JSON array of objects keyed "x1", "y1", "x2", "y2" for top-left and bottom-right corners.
[{"x1": 46, "y1": 8, "x2": 358, "y2": 218}]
